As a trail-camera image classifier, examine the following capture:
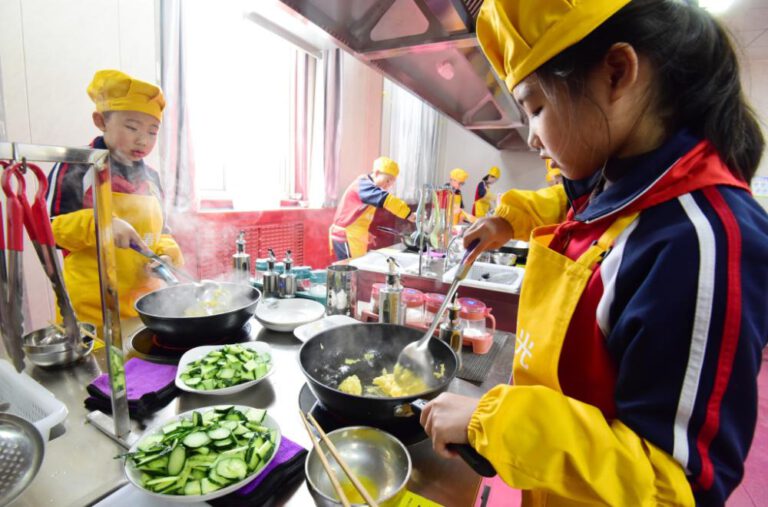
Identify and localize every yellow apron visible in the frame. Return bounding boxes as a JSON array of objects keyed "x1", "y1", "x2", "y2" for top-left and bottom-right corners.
[
  {"x1": 512, "y1": 214, "x2": 637, "y2": 506},
  {"x1": 328, "y1": 204, "x2": 376, "y2": 259},
  {"x1": 474, "y1": 190, "x2": 496, "y2": 218},
  {"x1": 60, "y1": 191, "x2": 167, "y2": 325}
]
